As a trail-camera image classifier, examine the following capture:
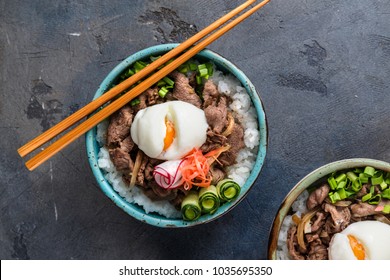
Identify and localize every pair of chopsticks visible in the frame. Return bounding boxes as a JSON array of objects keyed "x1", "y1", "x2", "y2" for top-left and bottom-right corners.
[{"x1": 18, "y1": 0, "x2": 270, "y2": 171}]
